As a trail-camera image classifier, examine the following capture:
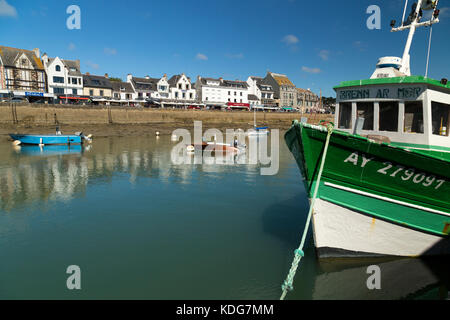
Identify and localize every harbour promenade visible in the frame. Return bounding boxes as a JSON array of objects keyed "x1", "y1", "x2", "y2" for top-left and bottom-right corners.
[{"x1": 0, "y1": 103, "x2": 333, "y2": 137}]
